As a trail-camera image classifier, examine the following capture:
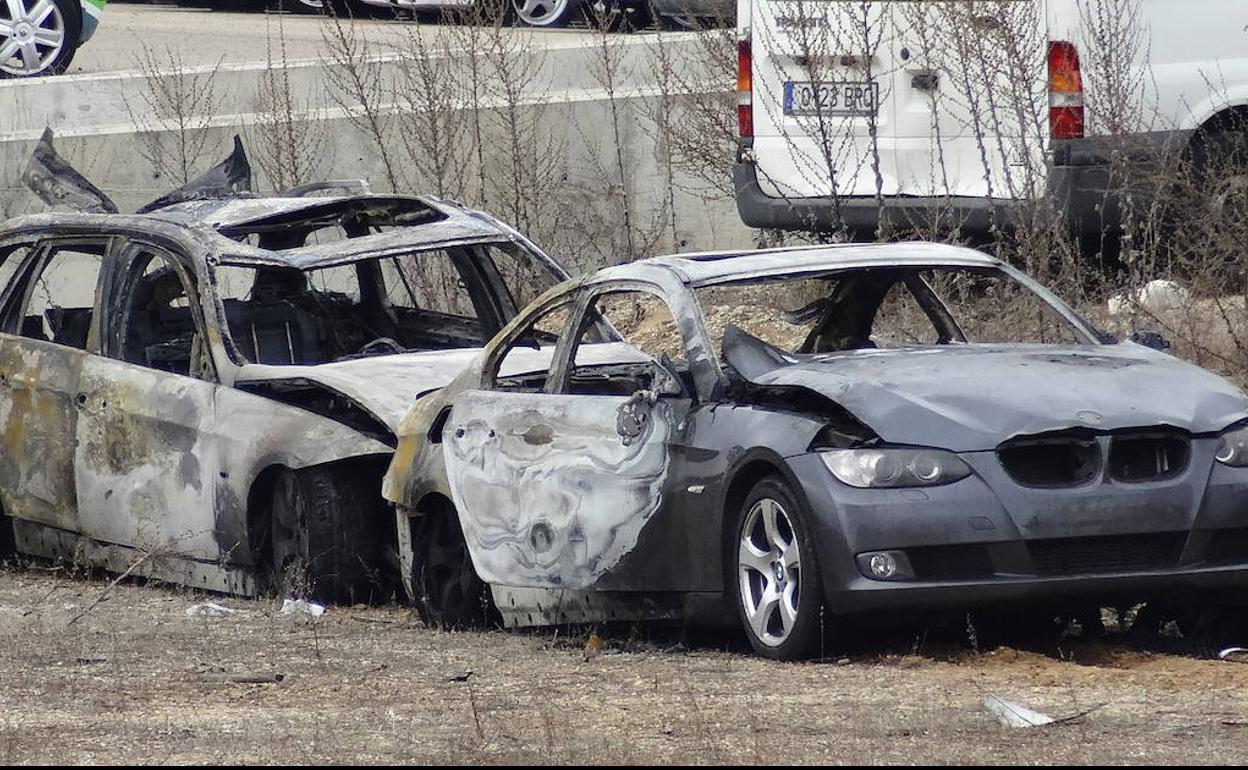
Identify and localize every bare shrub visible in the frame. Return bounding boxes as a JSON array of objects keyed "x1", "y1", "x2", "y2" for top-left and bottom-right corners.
[
  {"x1": 320, "y1": 11, "x2": 399, "y2": 191},
  {"x1": 124, "y1": 45, "x2": 226, "y2": 186},
  {"x1": 251, "y1": 11, "x2": 329, "y2": 192}
]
